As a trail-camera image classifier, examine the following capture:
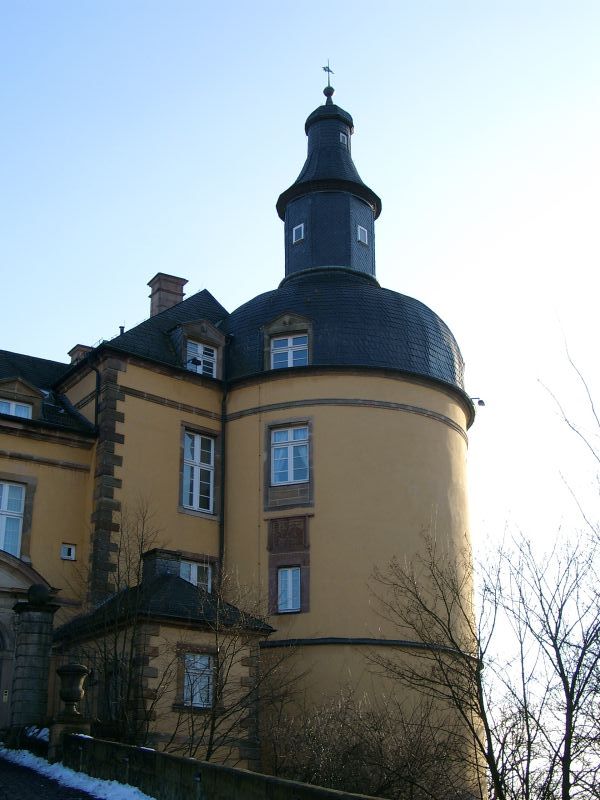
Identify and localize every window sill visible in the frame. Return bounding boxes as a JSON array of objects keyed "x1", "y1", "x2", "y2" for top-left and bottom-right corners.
[
  {"x1": 172, "y1": 702, "x2": 215, "y2": 715},
  {"x1": 178, "y1": 505, "x2": 219, "y2": 521}
]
